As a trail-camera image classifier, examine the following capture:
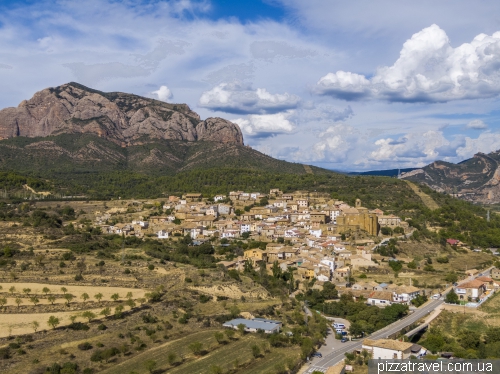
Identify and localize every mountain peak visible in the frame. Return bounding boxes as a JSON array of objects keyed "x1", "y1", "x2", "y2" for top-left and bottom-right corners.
[{"x1": 0, "y1": 82, "x2": 243, "y2": 146}]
